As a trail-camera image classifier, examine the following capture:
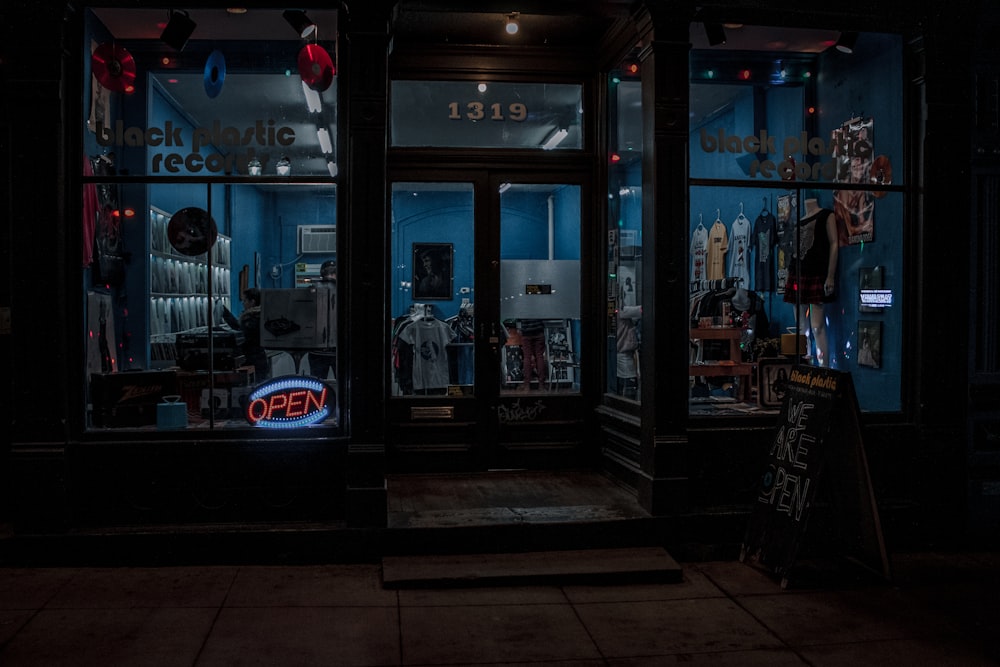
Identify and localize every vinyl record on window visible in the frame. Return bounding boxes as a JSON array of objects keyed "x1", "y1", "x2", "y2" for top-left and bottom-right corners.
[
  {"x1": 203, "y1": 49, "x2": 226, "y2": 99},
  {"x1": 167, "y1": 207, "x2": 218, "y2": 257},
  {"x1": 91, "y1": 42, "x2": 137, "y2": 94},
  {"x1": 297, "y1": 44, "x2": 334, "y2": 92}
]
